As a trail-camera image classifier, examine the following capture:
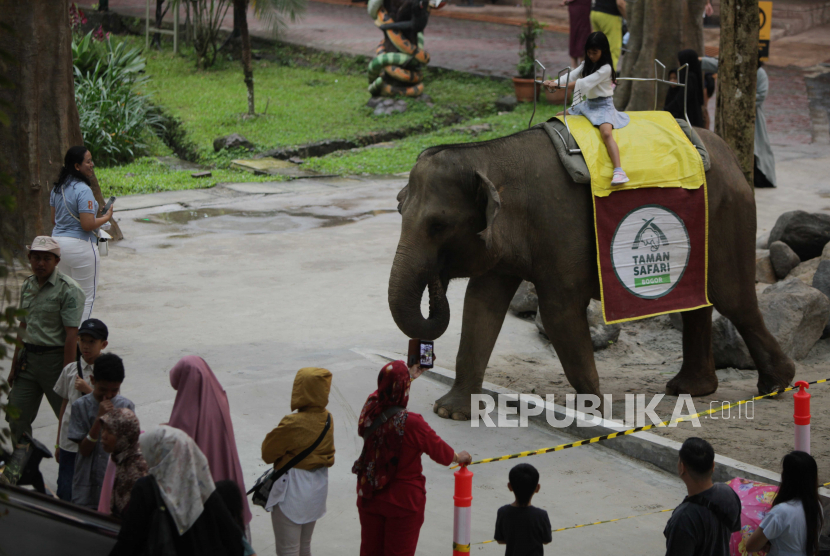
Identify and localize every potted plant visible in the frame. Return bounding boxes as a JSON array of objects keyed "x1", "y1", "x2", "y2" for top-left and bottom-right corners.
[{"x1": 513, "y1": 0, "x2": 545, "y2": 102}]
